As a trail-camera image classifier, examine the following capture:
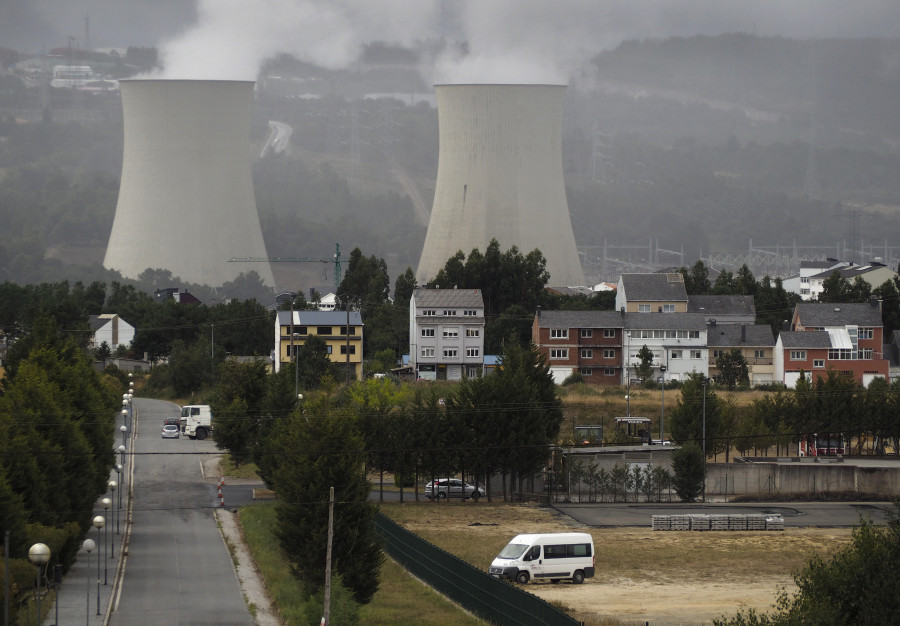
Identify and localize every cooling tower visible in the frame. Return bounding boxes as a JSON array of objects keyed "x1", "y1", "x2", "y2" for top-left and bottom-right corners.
[
  {"x1": 104, "y1": 79, "x2": 275, "y2": 288},
  {"x1": 416, "y1": 84, "x2": 584, "y2": 286}
]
